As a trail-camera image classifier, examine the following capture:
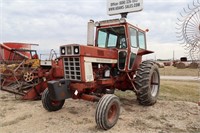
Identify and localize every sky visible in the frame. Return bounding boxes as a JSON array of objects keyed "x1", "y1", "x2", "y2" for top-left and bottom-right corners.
[{"x1": 0, "y1": 0, "x2": 195, "y2": 60}]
